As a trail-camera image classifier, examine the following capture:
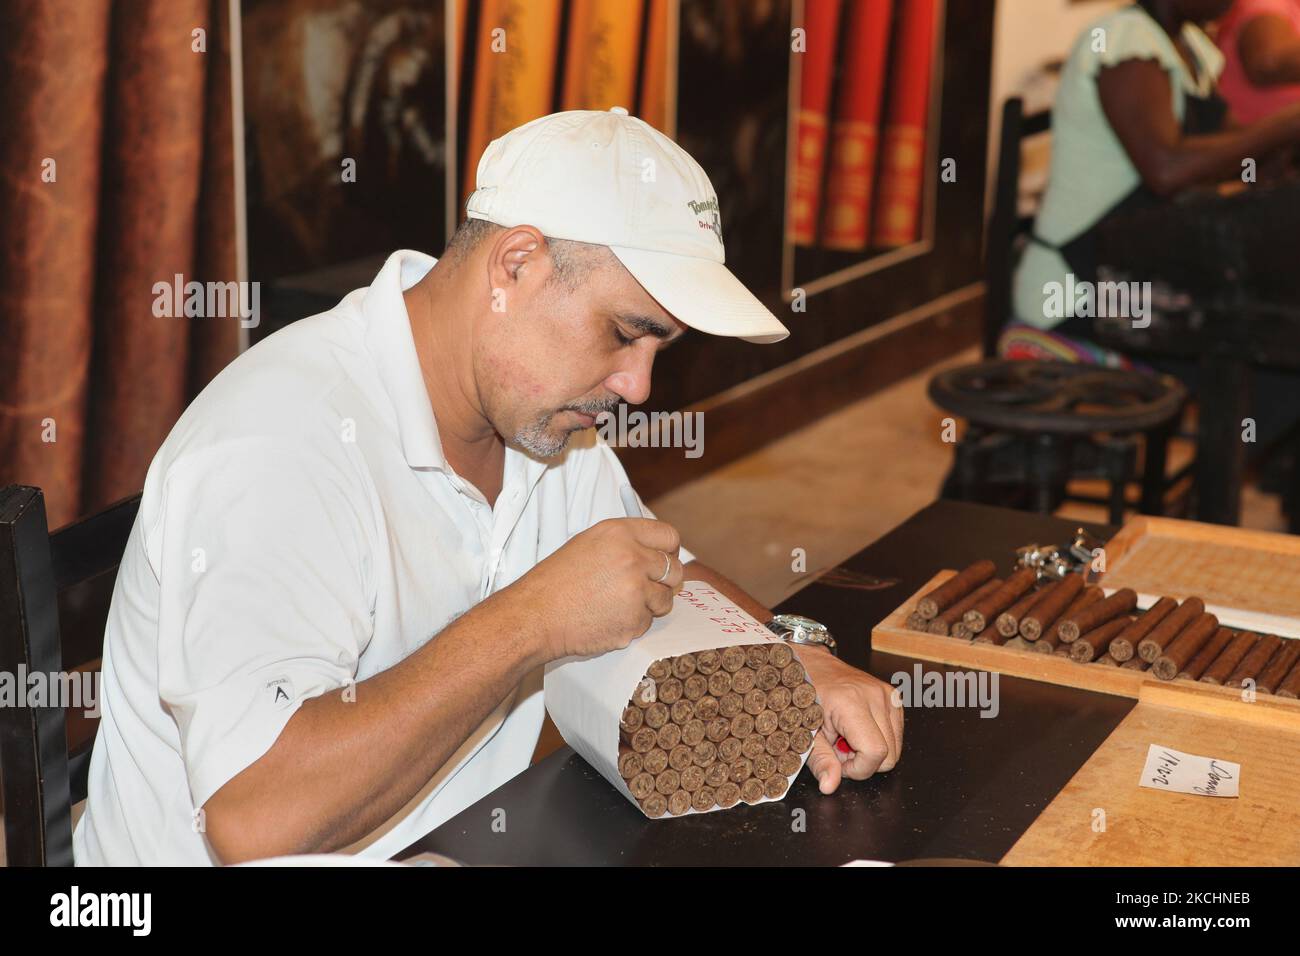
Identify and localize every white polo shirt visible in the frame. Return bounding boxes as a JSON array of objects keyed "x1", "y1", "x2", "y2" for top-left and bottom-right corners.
[{"x1": 73, "y1": 249, "x2": 694, "y2": 866}]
